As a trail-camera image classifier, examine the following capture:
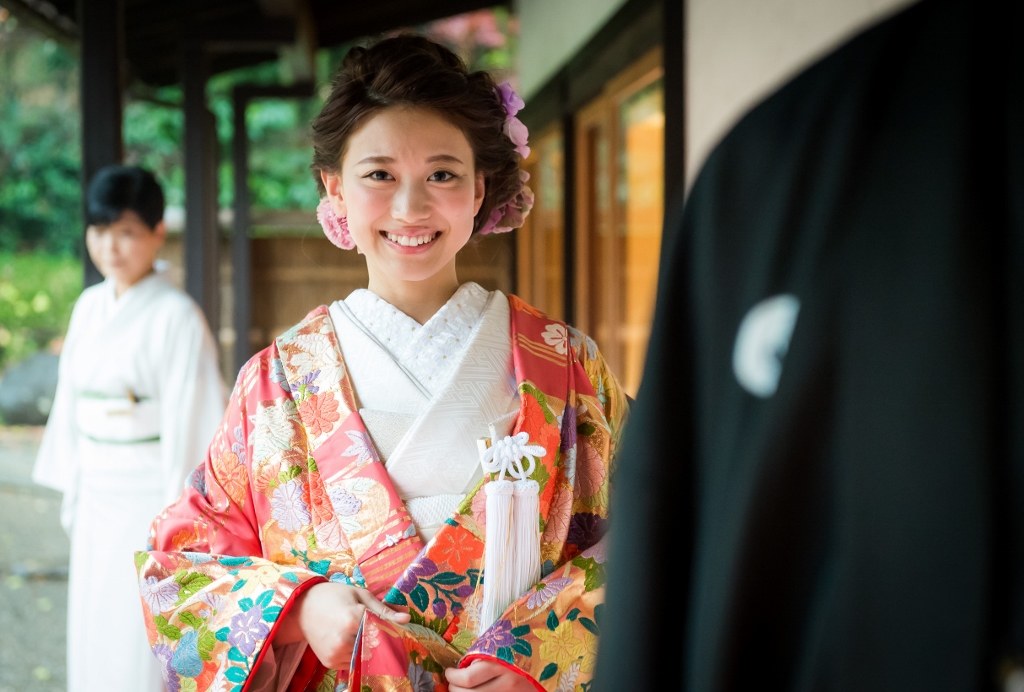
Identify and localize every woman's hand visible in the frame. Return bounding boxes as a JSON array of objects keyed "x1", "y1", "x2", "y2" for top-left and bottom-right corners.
[
  {"x1": 445, "y1": 659, "x2": 537, "y2": 691},
  {"x1": 276, "y1": 582, "x2": 410, "y2": 670}
]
